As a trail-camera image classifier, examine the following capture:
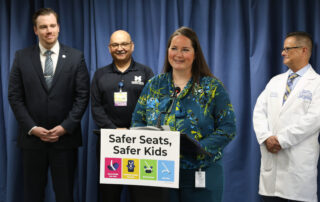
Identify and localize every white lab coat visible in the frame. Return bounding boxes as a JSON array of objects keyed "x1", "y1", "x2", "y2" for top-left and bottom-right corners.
[{"x1": 253, "y1": 67, "x2": 320, "y2": 202}]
